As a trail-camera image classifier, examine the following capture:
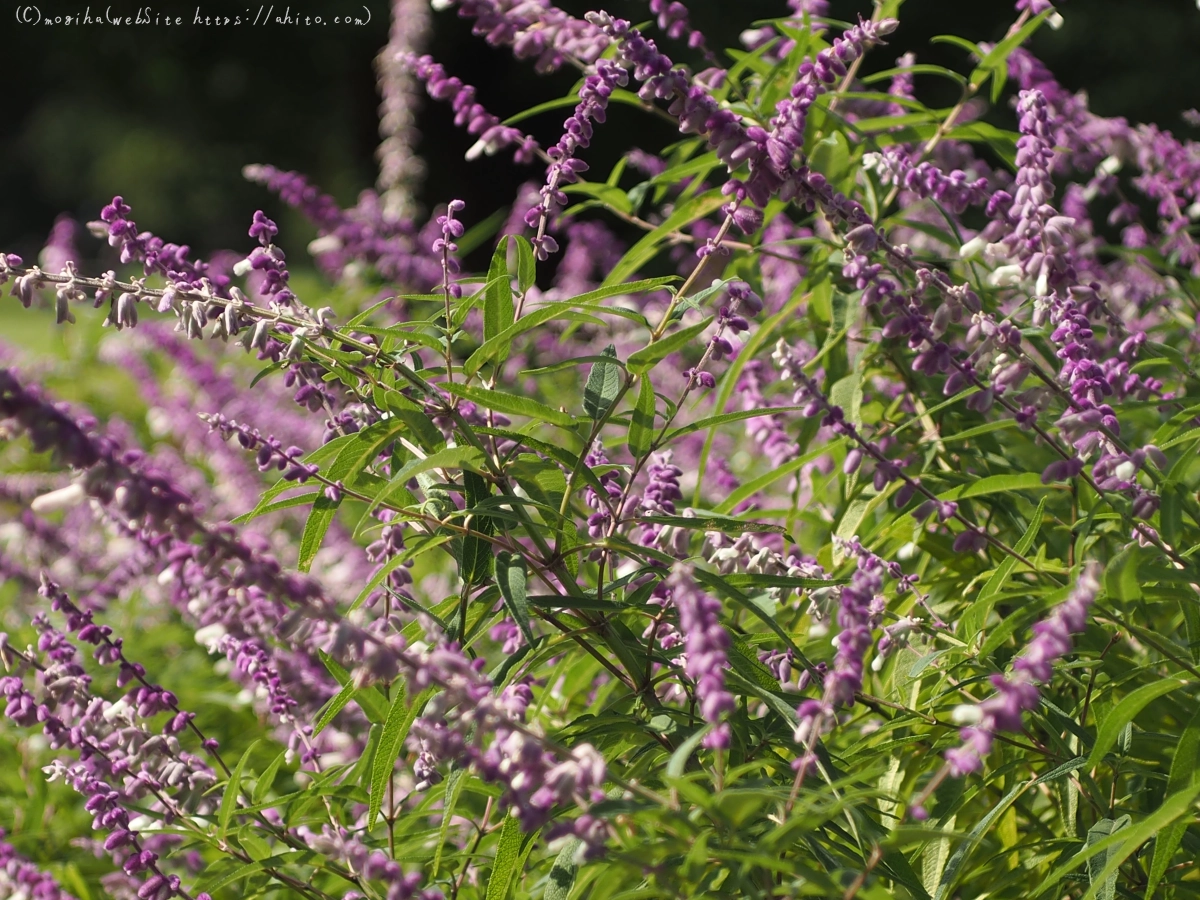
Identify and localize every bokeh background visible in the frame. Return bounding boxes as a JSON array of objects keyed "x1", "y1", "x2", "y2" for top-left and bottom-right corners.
[{"x1": 4, "y1": 0, "x2": 1200, "y2": 273}]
